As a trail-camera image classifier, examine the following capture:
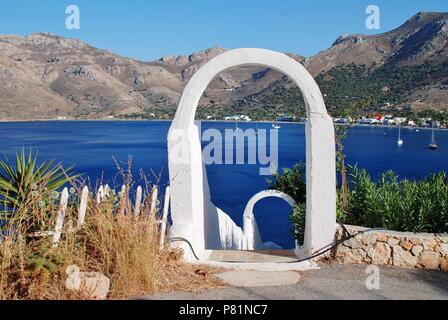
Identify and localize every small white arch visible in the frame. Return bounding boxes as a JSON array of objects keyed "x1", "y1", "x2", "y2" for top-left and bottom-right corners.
[
  {"x1": 243, "y1": 190, "x2": 297, "y2": 250},
  {"x1": 168, "y1": 48, "x2": 336, "y2": 261}
]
